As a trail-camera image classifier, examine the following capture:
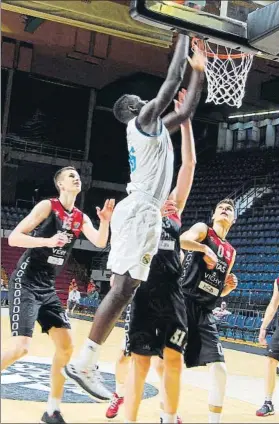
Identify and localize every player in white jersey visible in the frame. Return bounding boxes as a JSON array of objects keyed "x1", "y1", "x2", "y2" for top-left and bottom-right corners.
[{"x1": 64, "y1": 34, "x2": 205, "y2": 400}]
